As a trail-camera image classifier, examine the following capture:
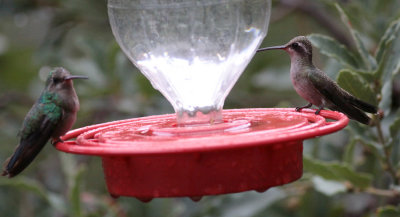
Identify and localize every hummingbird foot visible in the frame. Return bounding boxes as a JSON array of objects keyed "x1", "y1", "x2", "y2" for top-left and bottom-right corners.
[
  {"x1": 1, "y1": 170, "x2": 10, "y2": 177},
  {"x1": 315, "y1": 106, "x2": 324, "y2": 115},
  {"x1": 51, "y1": 137, "x2": 64, "y2": 146},
  {"x1": 295, "y1": 103, "x2": 313, "y2": 112}
]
